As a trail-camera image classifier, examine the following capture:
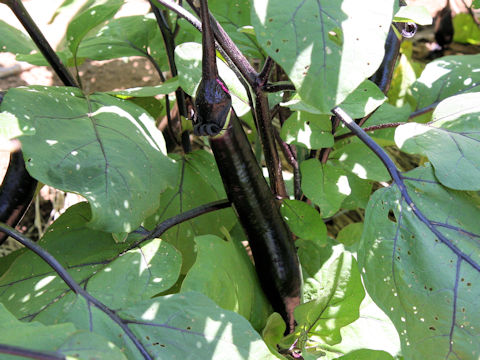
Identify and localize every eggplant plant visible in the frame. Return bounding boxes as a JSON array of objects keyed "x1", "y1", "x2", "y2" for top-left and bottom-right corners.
[{"x1": 0, "y1": 0, "x2": 479, "y2": 359}]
